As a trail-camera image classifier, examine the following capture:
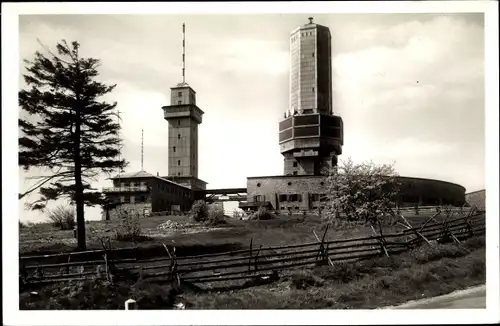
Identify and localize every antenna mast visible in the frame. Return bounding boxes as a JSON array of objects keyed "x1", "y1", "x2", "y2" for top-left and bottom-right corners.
[
  {"x1": 141, "y1": 129, "x2": 144, "y2": 171},
  {"x1": 117, "y1": 109, "x2": 122, "y2": 186},
  {"x1": 182, "y1": 23, "x2": 186, "y2": 83}
]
